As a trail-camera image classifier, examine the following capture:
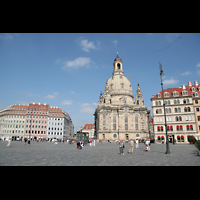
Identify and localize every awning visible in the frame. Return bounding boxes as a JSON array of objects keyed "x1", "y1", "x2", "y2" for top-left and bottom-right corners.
[
  {"x1": 181, "y1": 135, "x2": 184, "y2": 137},
  {"x1": 177, "y1": 135, "x2": 180, "y2": 137},
  {"x1": 161, "y1": 136, "x2": 164, "y2": 138},
  {"x1": 158, "y1": 136, "x2": 160, "y2": 138}
]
